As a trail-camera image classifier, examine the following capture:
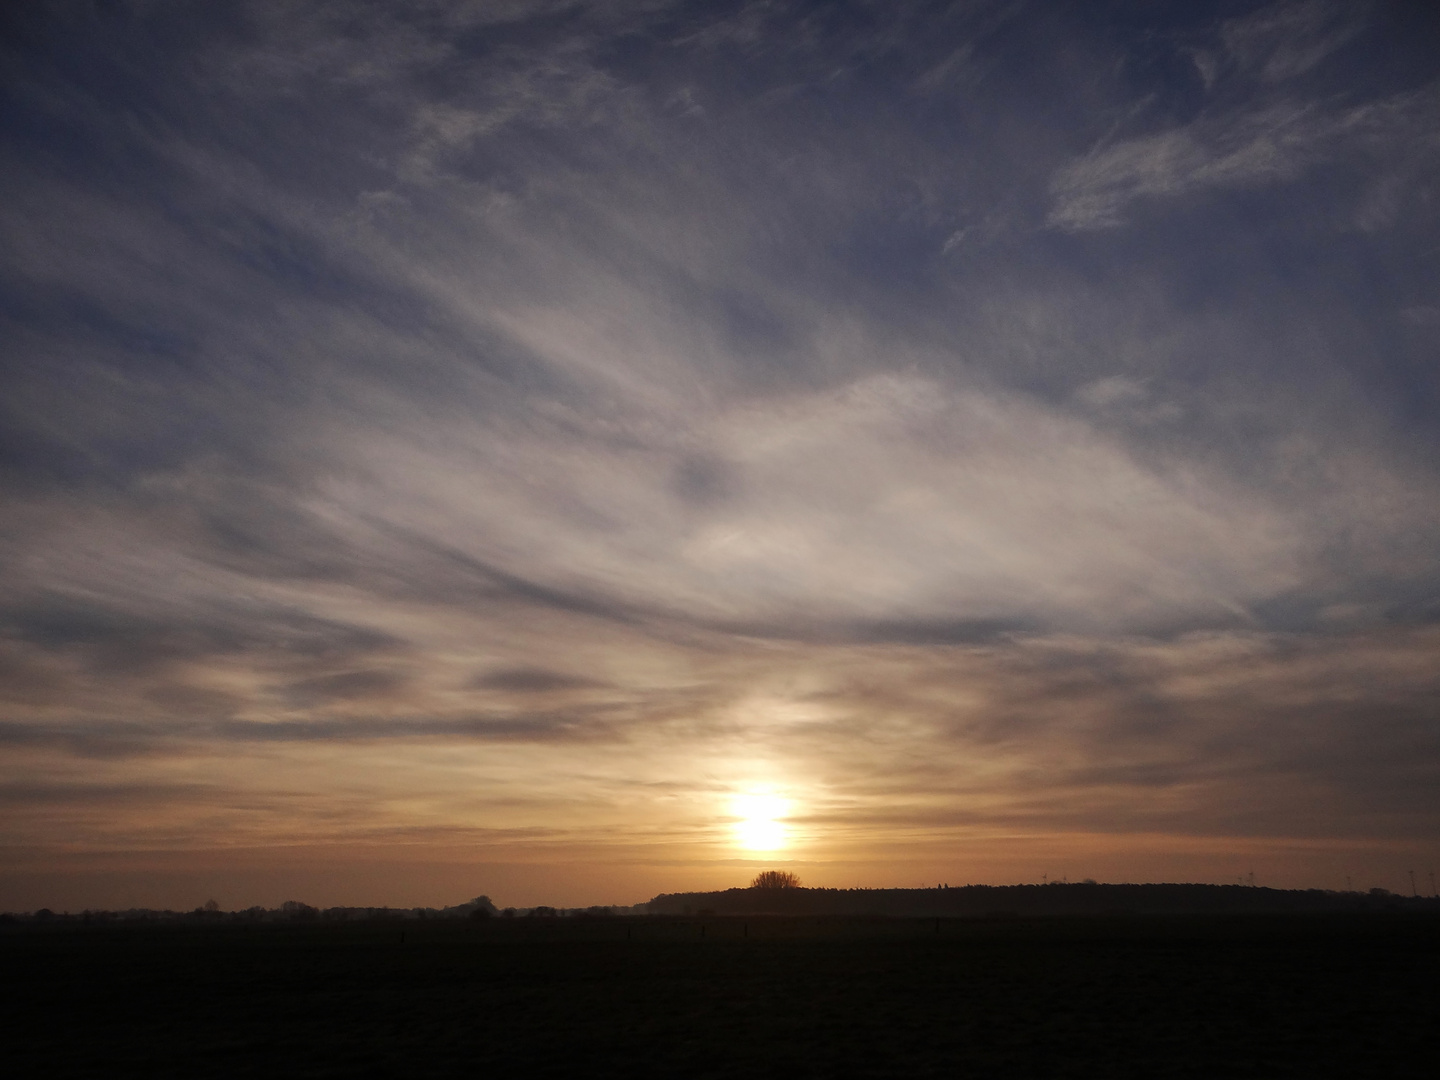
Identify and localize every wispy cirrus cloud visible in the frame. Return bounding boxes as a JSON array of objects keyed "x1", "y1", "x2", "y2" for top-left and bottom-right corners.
[
  {"x1": 2, "y1": 0, "x2": 1439, "y2": 907},
  {"x1": 1049, "y1": 85, "x2": 1440, "y2": 232},
  {"x1": 1048, "y1": 1, "x2": 1438, "y2": 232},
  {"x1": 1219, "y1": 0, "x2": 1366, "y2": 84}
]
